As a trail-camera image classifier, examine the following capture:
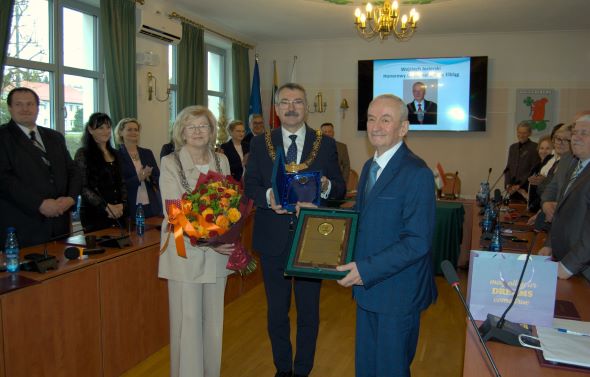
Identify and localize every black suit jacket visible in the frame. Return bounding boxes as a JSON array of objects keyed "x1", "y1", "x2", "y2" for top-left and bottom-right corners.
[
  {"x1": 118, "y1": 145, "x2": 163, "y2": 218},
  {"x1": 220, "y1": 140, "x2": 249, "y2": 181},
  {"x1": 407, "y1": 100, "x2": 438, "y2": 125},
  {"x1": 244, "y1": 126, "x2": 346, "y2": 256},
  {"x1": 0, "y1": 120, "x2": 81, "y2": 247}
]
